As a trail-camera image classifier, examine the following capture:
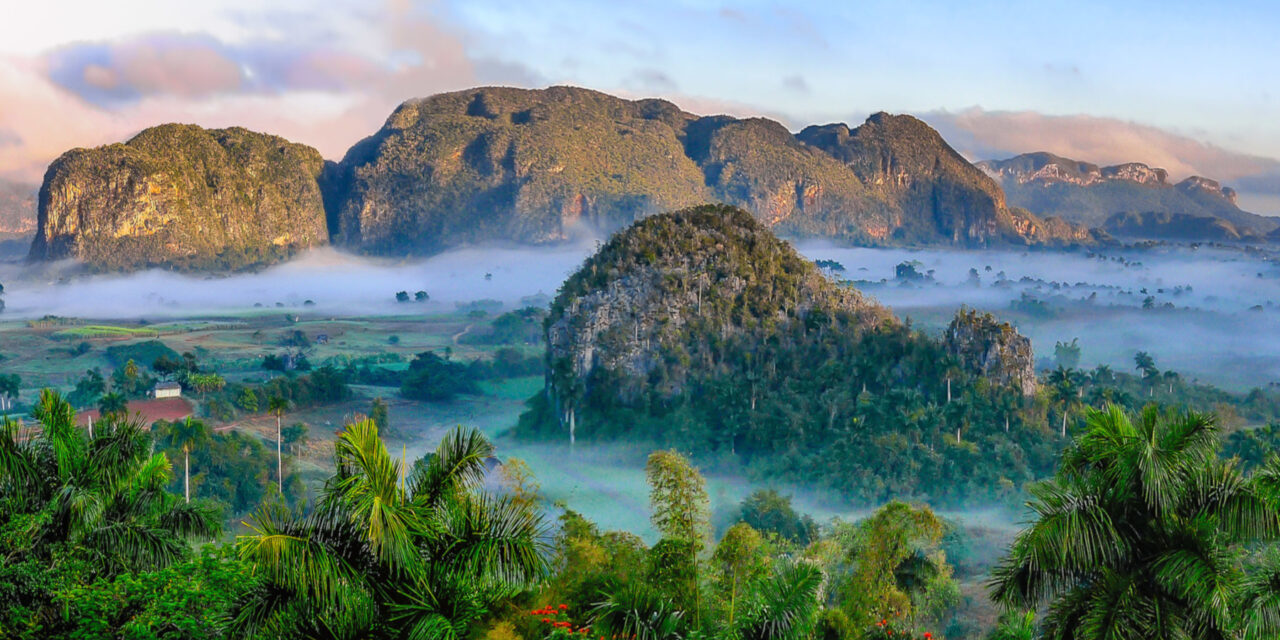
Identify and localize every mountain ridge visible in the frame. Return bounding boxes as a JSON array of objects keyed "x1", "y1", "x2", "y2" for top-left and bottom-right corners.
[
  {"x1": 979, "y1": 151, "x2": 1276, "y2": 234},
  {"x1": 29, "y1": 86, "x2": 1108, "y2": 271}
]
